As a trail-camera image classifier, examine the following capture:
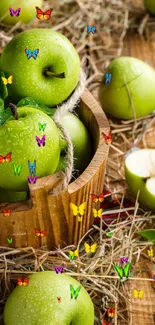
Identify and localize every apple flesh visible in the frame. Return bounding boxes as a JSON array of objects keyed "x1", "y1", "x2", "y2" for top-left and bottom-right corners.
[
  {"x1": 4, "y1": 271, "x2": 94, "y2": 325},
  {"x1": 99, "y1": 56, "x2": 155, "y2": 119},
  {"x1": 144, "y1": 0, "x2": 155, "y2": 15},
  {"x1": 0, "y1": 0, "x2": 43, "y2": 25},
  {"x1": 0, "y1": 106, "x2": 60, "y2": 191},
  {"x1": 0, "y1": 29, "x2": 81, "y2": 106},
  {"x1": 125, "y1": 149, "x2": 155, "y2": 210}
]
